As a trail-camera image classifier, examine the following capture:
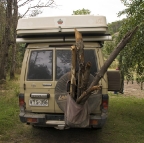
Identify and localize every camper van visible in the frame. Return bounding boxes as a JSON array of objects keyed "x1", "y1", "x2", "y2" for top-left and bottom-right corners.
[{"x1": 17, "y1": 15, "x2": 120, "y2": 129}]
